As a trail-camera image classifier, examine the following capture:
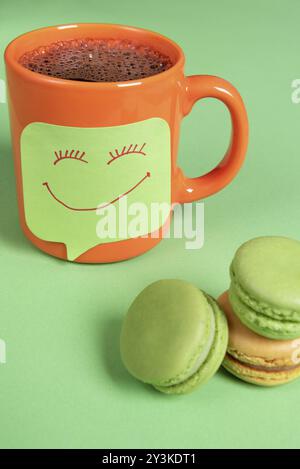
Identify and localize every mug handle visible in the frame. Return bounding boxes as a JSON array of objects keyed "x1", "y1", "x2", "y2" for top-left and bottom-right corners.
[{"x1": 174, "y1": 75, "x2": 248, "y2": 203}]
